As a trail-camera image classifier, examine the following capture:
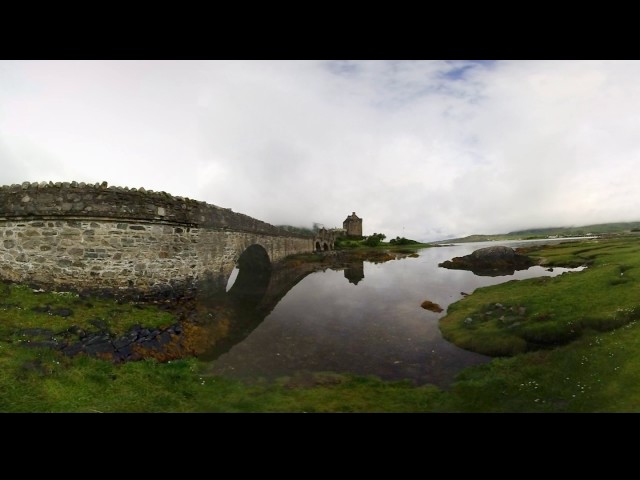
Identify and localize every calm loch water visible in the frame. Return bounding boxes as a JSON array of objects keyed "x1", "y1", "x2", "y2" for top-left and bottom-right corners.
[{"x1": 202, "y1": 241, "x2": 585, "y2": 387}]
